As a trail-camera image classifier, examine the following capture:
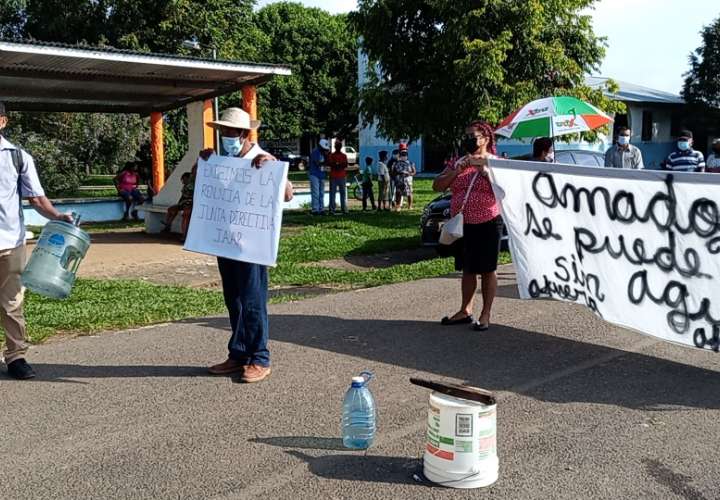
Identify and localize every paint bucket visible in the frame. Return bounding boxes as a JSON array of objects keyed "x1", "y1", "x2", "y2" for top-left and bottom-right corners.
[{"x1": 423, "y1": 391, "x2": 498, "y2": 489}]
